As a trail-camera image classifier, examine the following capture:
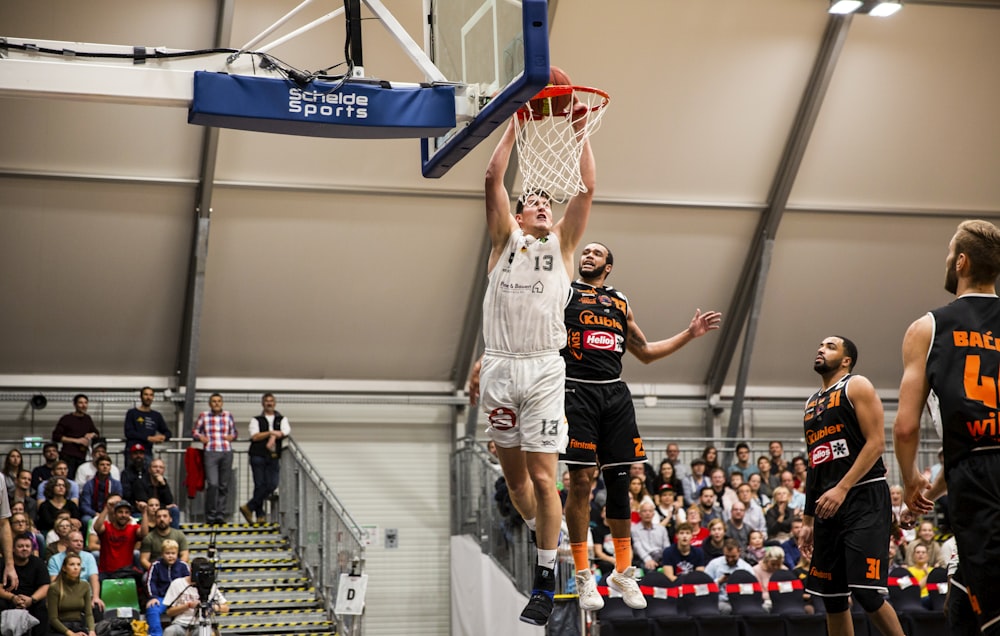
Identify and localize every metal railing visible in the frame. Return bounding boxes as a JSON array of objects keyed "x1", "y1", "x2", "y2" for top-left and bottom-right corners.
[{"x1": 279, "y1": 438, "x2": 367, "y2": 636}]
